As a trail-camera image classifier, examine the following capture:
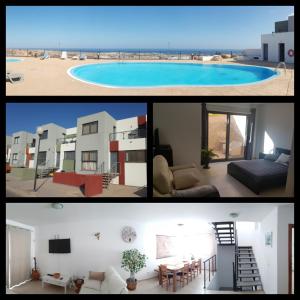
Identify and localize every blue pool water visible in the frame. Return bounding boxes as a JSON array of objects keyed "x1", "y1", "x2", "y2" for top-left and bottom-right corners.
[
  {"x1": 6, "y1": 58, "x2": 22, "y2": 62},
  {"x1": 68, "y1": 62, "x2": 278, "y2": 88}
]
